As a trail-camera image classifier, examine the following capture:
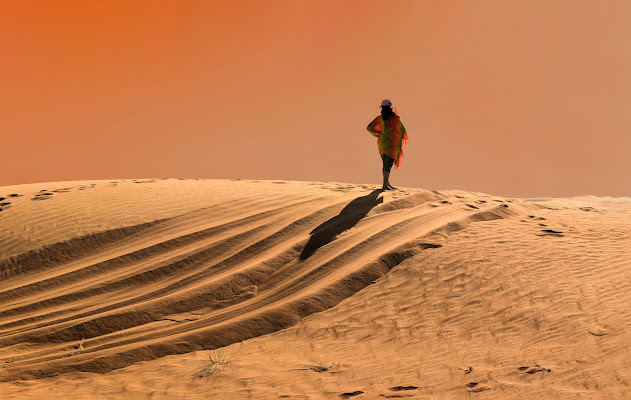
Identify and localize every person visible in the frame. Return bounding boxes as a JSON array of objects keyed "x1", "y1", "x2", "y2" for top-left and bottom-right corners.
[{"x1": 366, "y1": 99, "x2": 409, "y2": 190}]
